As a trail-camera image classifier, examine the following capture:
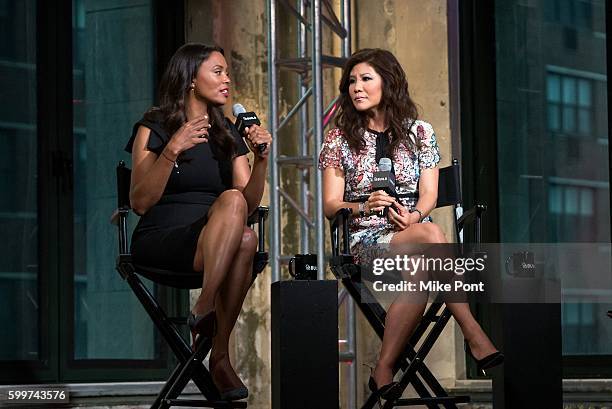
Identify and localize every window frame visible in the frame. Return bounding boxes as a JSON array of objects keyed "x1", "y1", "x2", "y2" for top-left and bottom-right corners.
[
  {"x1": 544, "y1": 0, "x2": 594, "y2": 31},
  {"x1": 60, "y1": 0, "x2": 188, "y2": 383},
  {"x1": 457, "y1": 0, "x2": 612, "y2": 379},
  {"x1": 546, "y1": 68, "x2": 603, "y2": 138},
  {"x1": 0, "y1": 0, "x2": 190, "y2": 384}
]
